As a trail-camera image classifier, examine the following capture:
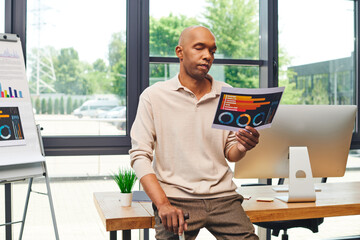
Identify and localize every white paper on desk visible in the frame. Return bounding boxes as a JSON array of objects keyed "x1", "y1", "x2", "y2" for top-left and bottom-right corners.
[{"x1": 212, "y1": 87, "x2": 284, "y2": 131}]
